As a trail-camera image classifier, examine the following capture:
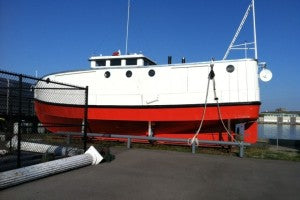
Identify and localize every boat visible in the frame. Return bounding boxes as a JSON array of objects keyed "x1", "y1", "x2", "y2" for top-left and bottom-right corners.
[{"x1": 34, "y1": 0, "x2": 271, "y2": 144}]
